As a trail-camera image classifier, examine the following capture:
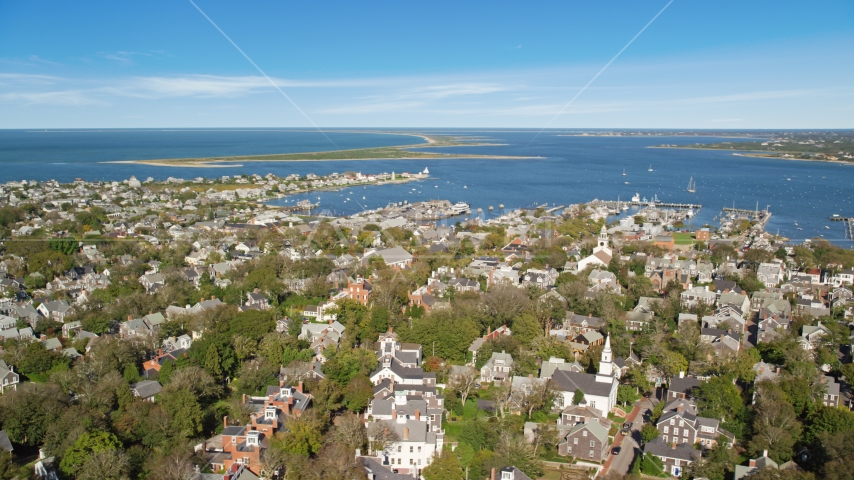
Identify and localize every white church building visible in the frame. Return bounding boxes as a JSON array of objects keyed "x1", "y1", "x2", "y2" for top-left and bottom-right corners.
[
  {"x1": 551, "y1": 335, "x2": 619, "y2": 415},
  {"x1": 576, "y1": 226, "x2": 614, "y2": 273}
]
